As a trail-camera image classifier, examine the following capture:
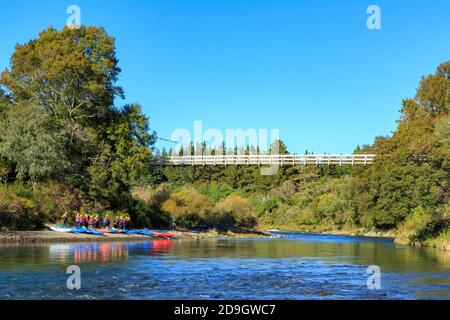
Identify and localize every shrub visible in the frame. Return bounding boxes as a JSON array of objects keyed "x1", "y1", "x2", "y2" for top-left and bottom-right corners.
[
  {"x1": 197, "y1": 182, "x2": 233, "y2": 203},
  {"x1": 396, "y1": 206, "x2": 435, "y2": 243},
  {"x1": 214, "y1": 195, "x2": 257, "y2": 229},
  {"x1": 255, "y1": 197, "x2": 279, "y2": 217},
  {"x1": 0, "y1": 183, "x2": 94, "y2": 230},
  {"x1": 36, "y1": 184, "x2": 89, "y2": 223},
  {"x1": 315, "y1": 192, "x2": 350, "y2": 225},
  {"x1": 129, "y1": 197, "x2": 170, "y2": 229},
  {"x1": 132, "y1": 183, "x2": 170, "y2": 208},
  {"x1": 269, "y1": 180, "x2": 296, "y2": 200},
  {"x1": 131, "y1": 185, "x2": 153, "y2": 203},
  {"x1": 296, "y1": 207, "x2": 316, "y2": 225},
  {"x1": 161, "y1": 186, "x2": 214, "y2": 228},
  {"x1": 0, "y1": 191, "x2": 43, "y2": 230}
]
